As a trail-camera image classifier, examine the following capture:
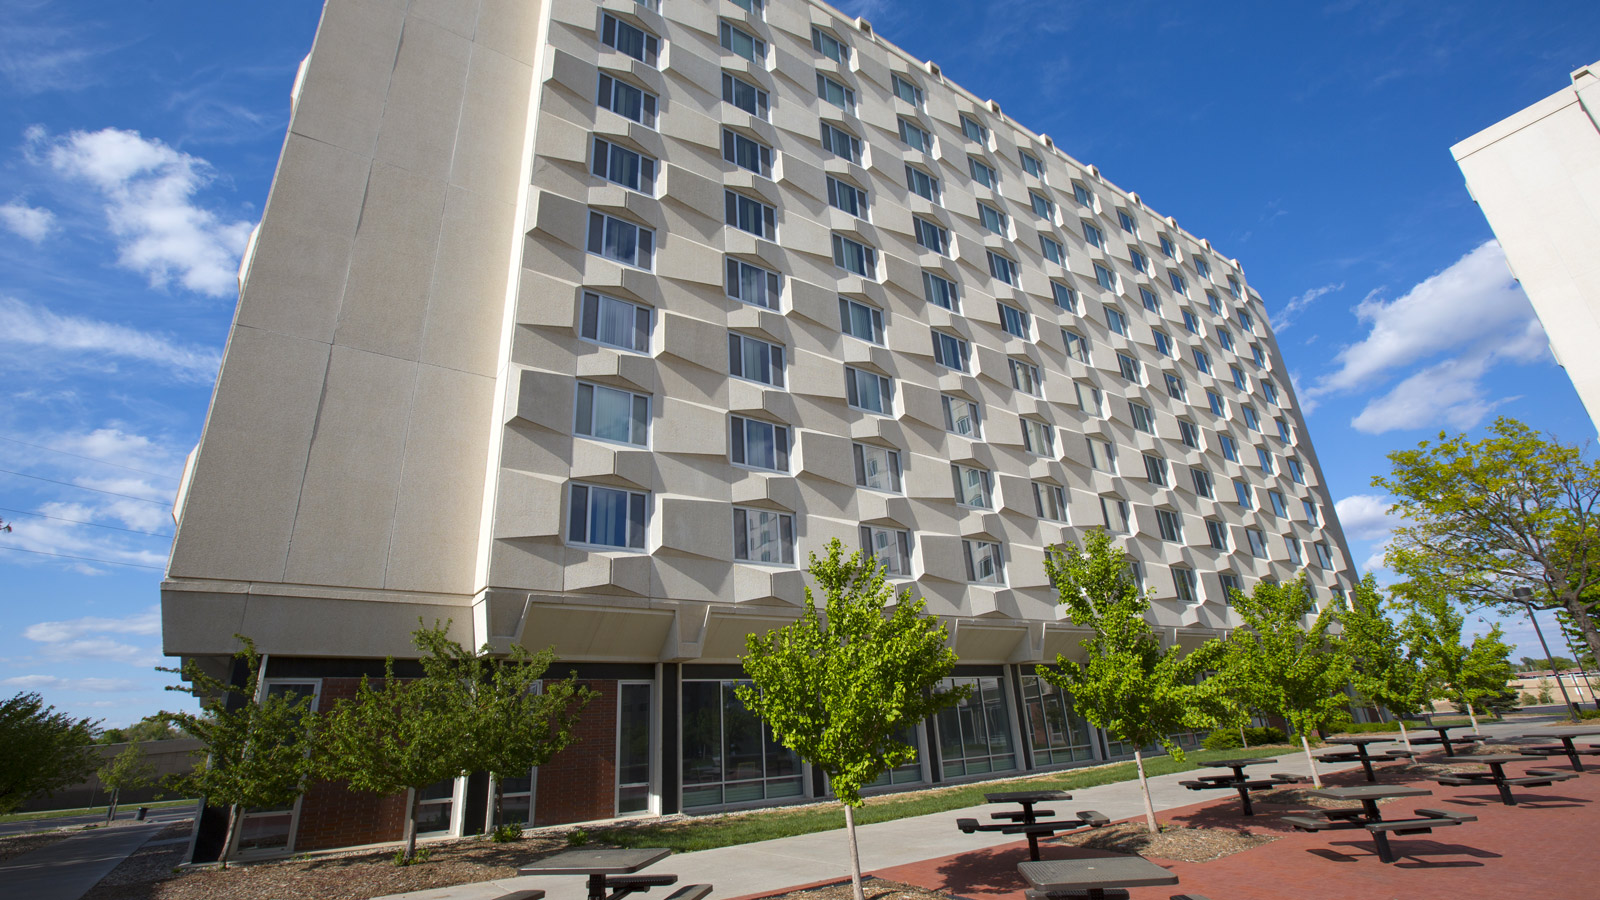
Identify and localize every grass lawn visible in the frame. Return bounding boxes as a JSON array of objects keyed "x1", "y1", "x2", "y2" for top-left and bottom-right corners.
[
  {"x1": 592, "y1": 745, "x2": 1302, "y2": 852},
  {"x1": 0, "y1": 797, "x2": 199, "y2": 825}
]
